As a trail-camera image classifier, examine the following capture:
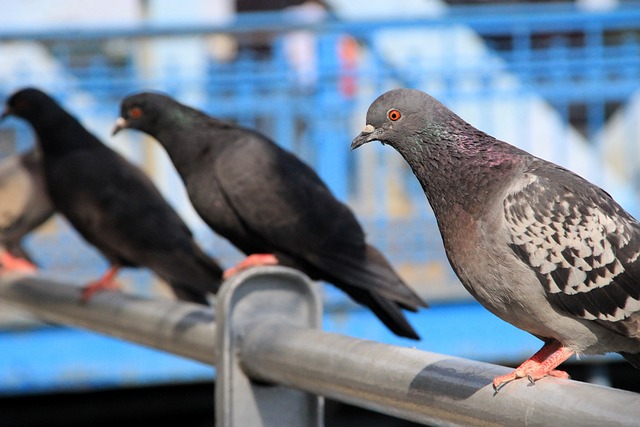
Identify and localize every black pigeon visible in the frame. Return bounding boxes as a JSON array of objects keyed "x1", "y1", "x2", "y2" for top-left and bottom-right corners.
[
  {"x1": 2, "y1": 88, "x2": 223, "y2": 304},
  {"x1": 352, "y1": 88, "x2": 640, "y2": 390},
  {"x1": 112, "y1": 91, "x2": 427, "y2": 339},
  {"x1": 0, "y1": 147, "x2": 54, "y2": 271}
]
